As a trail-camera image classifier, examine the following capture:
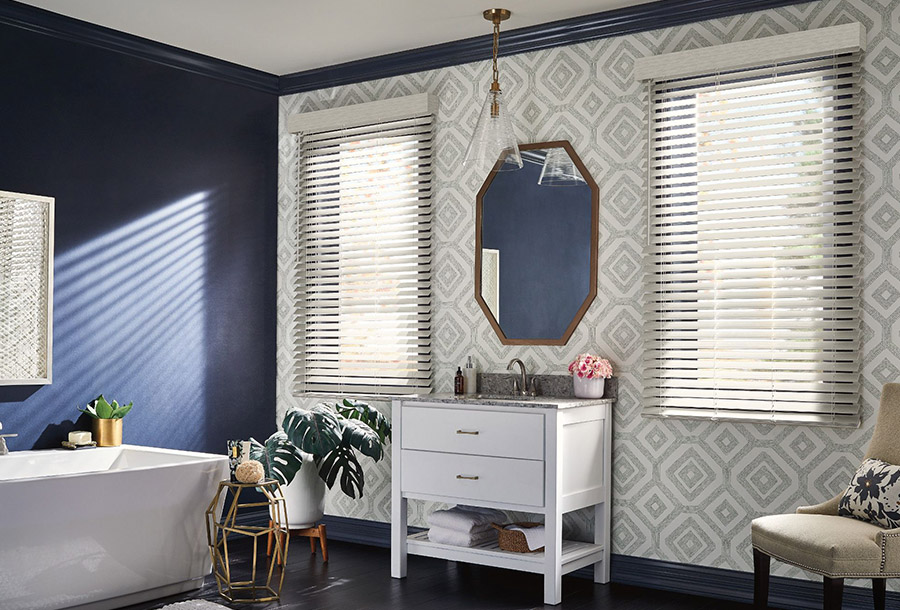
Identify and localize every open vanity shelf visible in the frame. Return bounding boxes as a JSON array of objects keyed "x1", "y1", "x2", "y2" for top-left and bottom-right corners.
[
  {"x1": 390, "y1": 394, "x2": 613, "y2": 606},
  {"x1": 406, "y1": 531, "x2": 605, "y2": 575}
]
